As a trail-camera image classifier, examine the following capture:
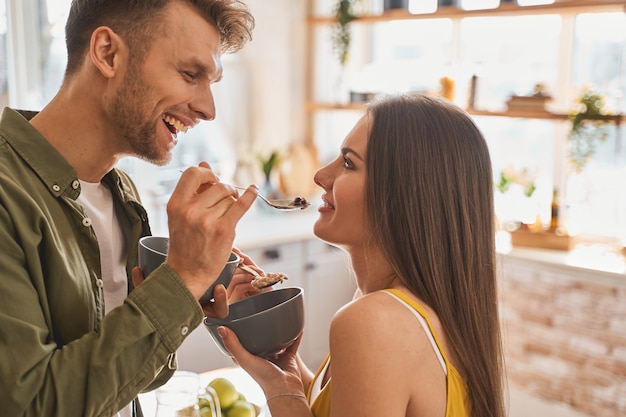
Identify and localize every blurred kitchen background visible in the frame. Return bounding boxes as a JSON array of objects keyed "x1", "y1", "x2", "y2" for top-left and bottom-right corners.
[{"x1": 2, "y1": 0, "x2": 625, "y2": 416}]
